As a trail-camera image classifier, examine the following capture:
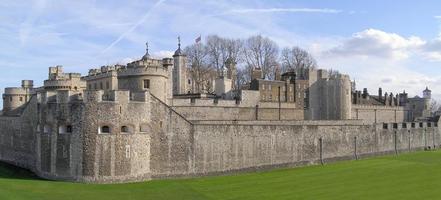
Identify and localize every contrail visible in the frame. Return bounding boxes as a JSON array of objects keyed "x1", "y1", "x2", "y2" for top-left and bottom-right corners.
[{"x1": 101, "y1": 0, "x2": 166, "y2": 54}]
